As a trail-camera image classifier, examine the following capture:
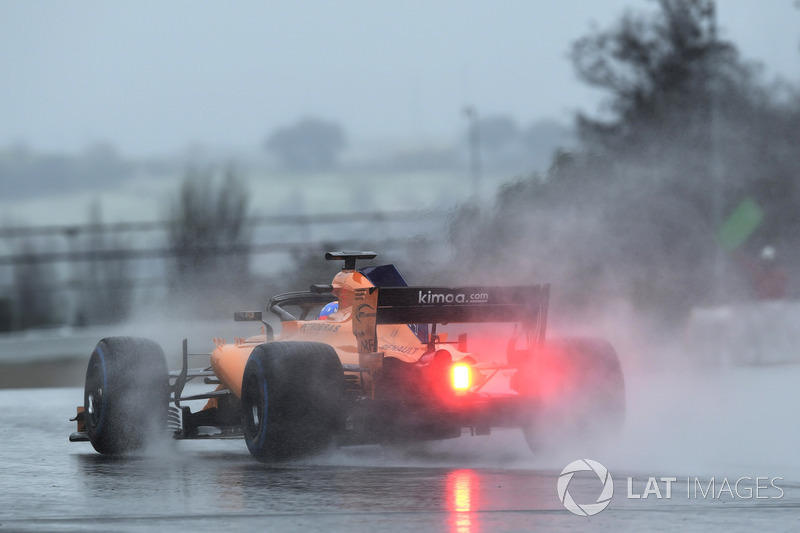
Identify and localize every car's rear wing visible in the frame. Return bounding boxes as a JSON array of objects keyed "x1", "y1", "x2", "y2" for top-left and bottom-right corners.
[{"x1": 353, "y1": 285, "x2": 549, "y2": 356}]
